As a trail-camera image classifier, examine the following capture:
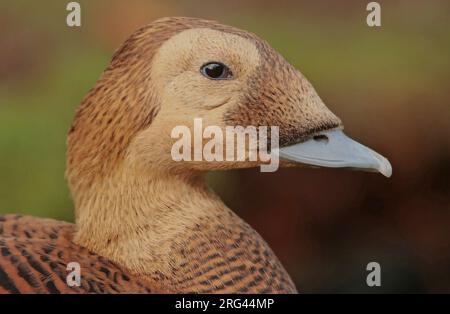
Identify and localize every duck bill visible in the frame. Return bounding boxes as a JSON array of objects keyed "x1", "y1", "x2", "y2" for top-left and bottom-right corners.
[{"x1": 278, "y1": 130, "x2": 392, "y2": 177}]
